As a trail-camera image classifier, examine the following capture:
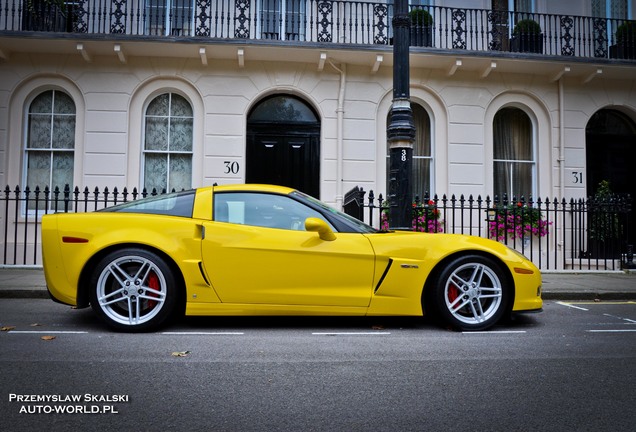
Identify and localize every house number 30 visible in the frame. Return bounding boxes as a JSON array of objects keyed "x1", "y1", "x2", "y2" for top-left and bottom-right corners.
[{"x1": 224, "y1": 161, "x2": 240, "y2": 174}]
